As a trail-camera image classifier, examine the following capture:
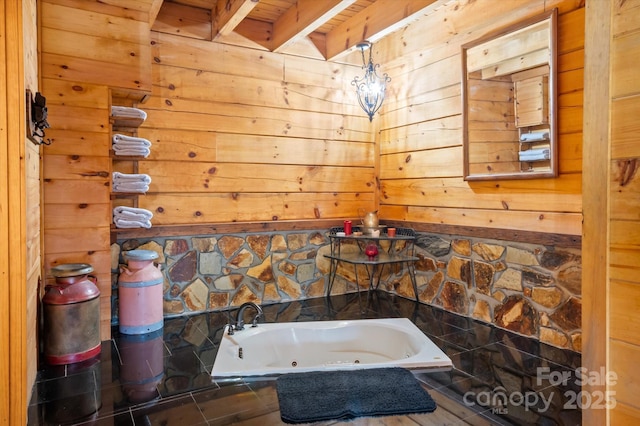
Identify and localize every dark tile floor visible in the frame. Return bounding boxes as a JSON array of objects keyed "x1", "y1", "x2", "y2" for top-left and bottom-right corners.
[{"x1": 28, "y1": 291, "x2": 582, "y2": 425}]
